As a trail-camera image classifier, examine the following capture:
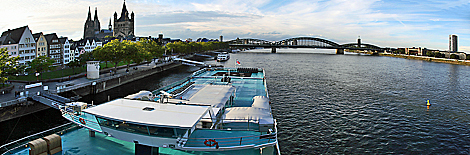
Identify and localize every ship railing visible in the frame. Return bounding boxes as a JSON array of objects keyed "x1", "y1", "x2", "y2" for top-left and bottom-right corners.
[
  {"x1": 176, "y1": 131, "x2": 277, "y2": 150},
  {"x1": 210, "y1": 118, "x2": 274, "y2": 131},
  {"x1": 152, "y1": 76, "x2": 192, "y2": 95},
  {"x1": 62, "y1": 111, "x2": 102, "y2": 132},
  {"x1": 191, "y1": 68, "x2": 207, "y2": 77},
  {"x1": 0, "y1": 122, "x2": 78, "y2": 155}
]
